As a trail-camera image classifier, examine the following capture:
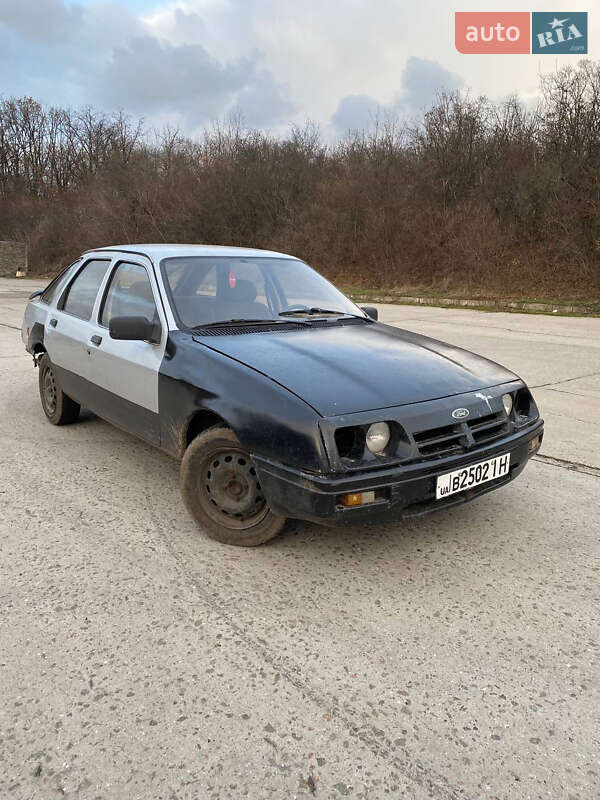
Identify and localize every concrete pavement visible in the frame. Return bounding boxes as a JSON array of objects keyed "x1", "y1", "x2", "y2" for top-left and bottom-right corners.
[{"x1": 1, "y1": 278, "x2": 599, "y2": 799}]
